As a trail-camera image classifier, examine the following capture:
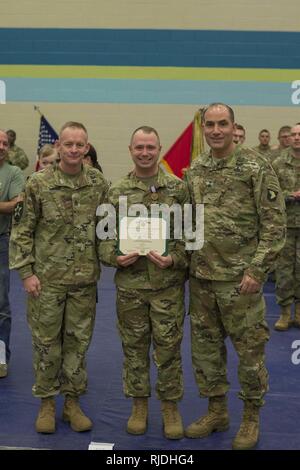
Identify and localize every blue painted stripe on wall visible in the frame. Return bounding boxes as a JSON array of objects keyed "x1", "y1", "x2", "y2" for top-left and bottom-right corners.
[
  {"x1": 3, "y1": 78, "x2": 297, "y2": 106},
  {"x1": 1, "y1": 28, "x2": 300, "y2": 69}
]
